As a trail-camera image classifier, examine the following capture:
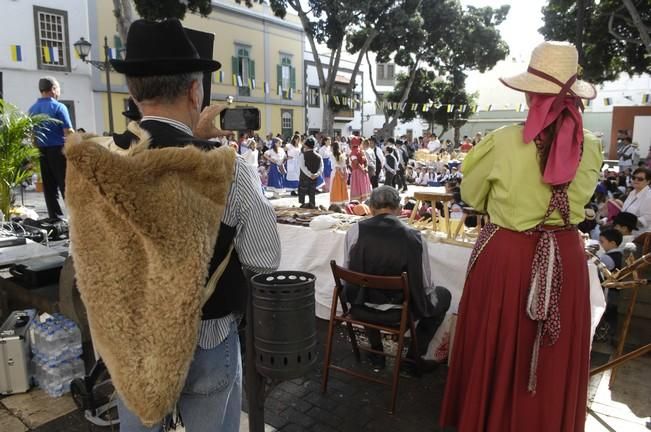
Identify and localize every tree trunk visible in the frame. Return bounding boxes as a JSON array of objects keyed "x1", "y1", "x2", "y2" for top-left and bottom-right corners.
[
  {"x1": 622, "y1": 0, "x2": 651, "y2": 54},
  {"x1": 112, "y1": 0, "x2": 133, "y2": 43},
  {"x1": 454, "y1": 127, "x2": 461, "y2": 148},
  {"x1": 576, "y1": 0, "x2": 585, "y2": 64},
  {"x1": 379, "y1": 61, "x2": 420, "y2": 137},
  {"x1": 322, "y1": 104, "x2": 335, "y2": 137}
]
